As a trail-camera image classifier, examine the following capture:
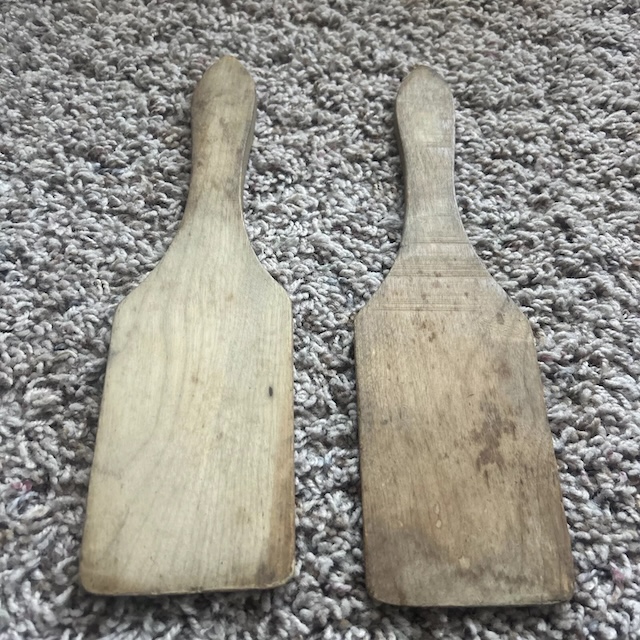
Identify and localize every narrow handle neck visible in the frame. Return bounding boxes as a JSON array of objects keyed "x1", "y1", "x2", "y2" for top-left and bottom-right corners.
[
  {"x1": 396, "y1": 67, "x2": 469, "y2": 252},
  {"x1": 182, "y1": 57, "x2": 256, "y2": 235}
]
